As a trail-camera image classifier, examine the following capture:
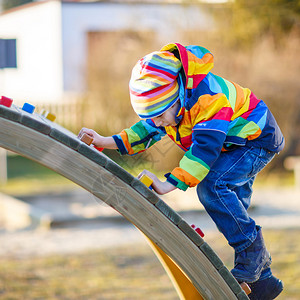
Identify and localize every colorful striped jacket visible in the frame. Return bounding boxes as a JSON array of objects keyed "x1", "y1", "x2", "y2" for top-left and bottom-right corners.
[{"x1": 113, "y1": 43, "x2": 284, "y2": 191}]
